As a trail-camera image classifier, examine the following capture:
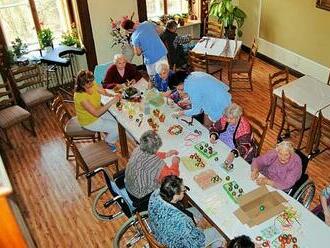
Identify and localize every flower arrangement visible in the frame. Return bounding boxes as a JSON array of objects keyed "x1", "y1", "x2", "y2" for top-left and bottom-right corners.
[
  {"x1": 11, "y1": 37, "x2": 28, "y2": 58},
  {"x1": 61, "y1": 23, "x2": 81, "y2": 47},
  {"x1": 110, "y1": 13, "x2": 135, "y2": 48}
]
